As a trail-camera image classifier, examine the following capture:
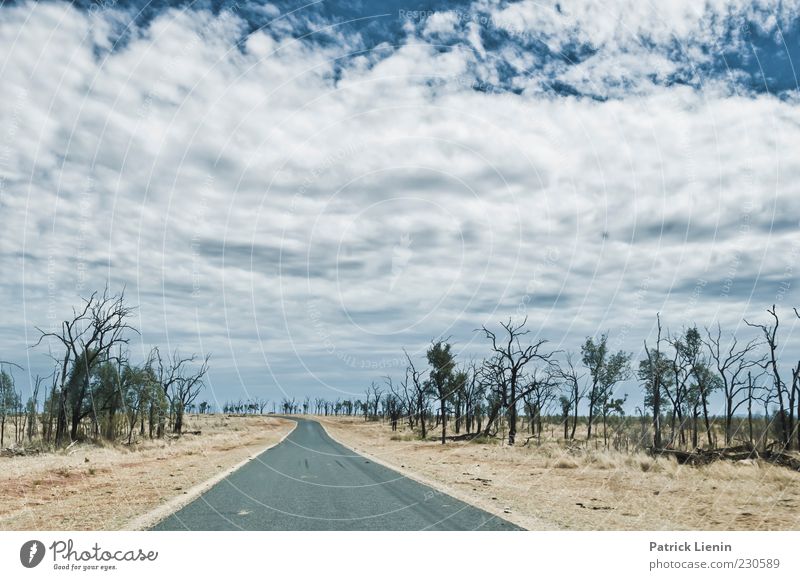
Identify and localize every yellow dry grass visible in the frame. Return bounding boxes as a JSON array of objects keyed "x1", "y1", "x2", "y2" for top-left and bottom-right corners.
[
  {"x1": 318, "y1": 416, "x2": 800, "y2": 531},
  {"x1": 0, "y1": 415, "x2": 293, "y2": 531}
]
